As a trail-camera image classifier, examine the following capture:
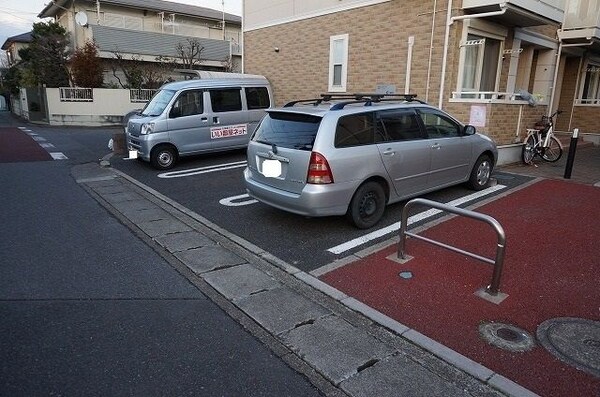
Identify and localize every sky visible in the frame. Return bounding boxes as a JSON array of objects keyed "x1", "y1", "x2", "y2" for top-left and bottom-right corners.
[{"x1": 0, "y1": 0, "x2": 242, "y2": 54}]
